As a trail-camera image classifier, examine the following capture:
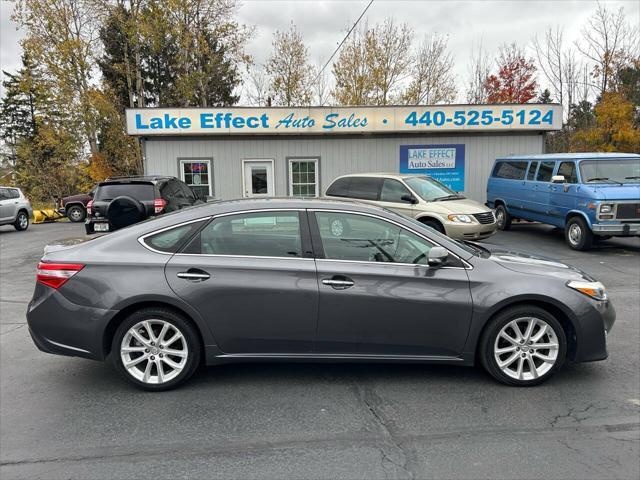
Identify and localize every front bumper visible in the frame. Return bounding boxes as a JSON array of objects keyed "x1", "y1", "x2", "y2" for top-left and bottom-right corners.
[
  {"x1": 27, "y1": 285, "x2": 117, "y2": 360},
  {"x1": 444, "y1": 221, "x2": 498, "y2": 240},
  {"x1": 592, "y1": 222, "x2": 640, "y2": 236},
  {"x1": 572, "y1": 297, "x2": 616, "y2": 363}
]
